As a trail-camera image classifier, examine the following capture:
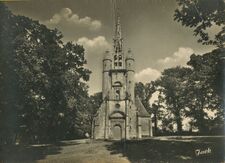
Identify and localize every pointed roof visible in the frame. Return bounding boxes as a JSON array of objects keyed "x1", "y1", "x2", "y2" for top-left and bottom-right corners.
[
  {"x1": 103, "y1": 50, "x2": 112, "y2": 60},
  {"x1": 135, "y1": 96, "x2": 151, "y2": 117},
  {"x1": 126, "y1": 49, "x2": 134, "y2": 60}
]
